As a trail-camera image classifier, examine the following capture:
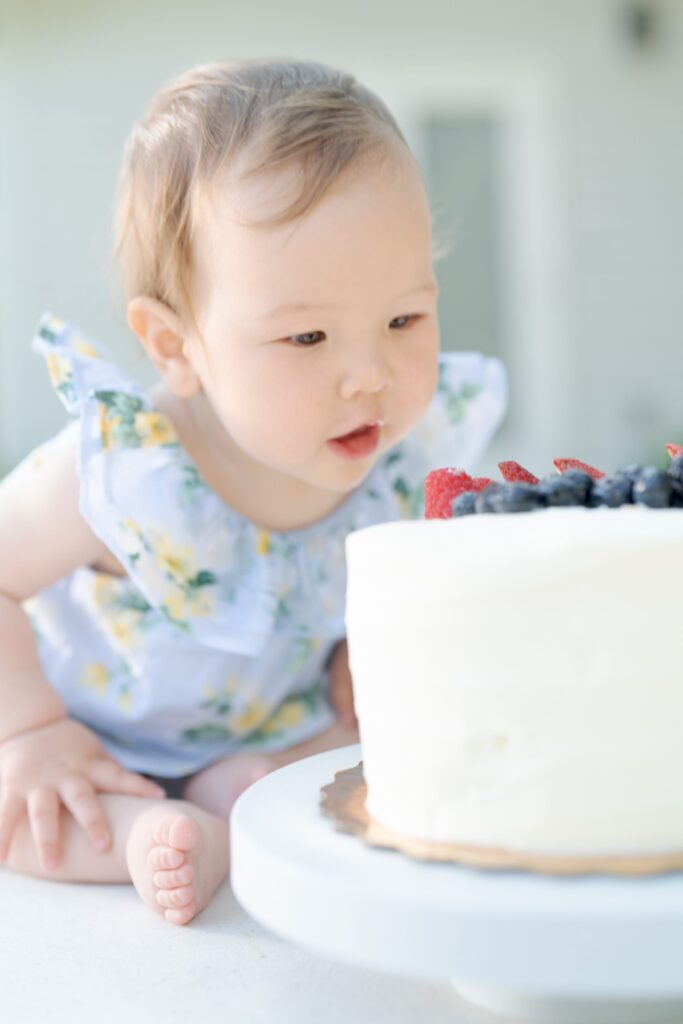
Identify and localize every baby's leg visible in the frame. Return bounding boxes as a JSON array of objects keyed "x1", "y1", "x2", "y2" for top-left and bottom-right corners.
[
  {"x1": 183, "y1": 719, "x2": 360, "y2": 818},
  {"x1": 2, "y1": 795, "x2": 228, "y2": 926}
]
